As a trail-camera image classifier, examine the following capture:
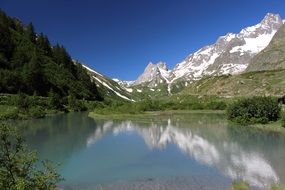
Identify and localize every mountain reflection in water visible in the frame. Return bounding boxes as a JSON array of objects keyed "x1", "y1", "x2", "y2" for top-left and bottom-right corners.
[
  {"x1": 19, "y1": 112, "x2": 285, "y2": 190},
  {"x1": 87, "y1": 119, "x2": 279, "y2": 188}
]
